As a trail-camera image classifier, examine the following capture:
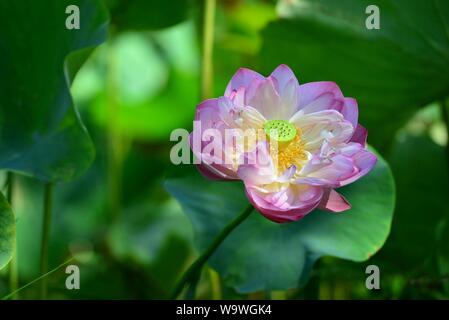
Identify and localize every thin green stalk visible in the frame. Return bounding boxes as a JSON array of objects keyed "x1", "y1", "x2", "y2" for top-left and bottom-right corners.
[
  {"x1": 200, "y1": 0, "x2": 216, "y2": 100},
  {"x1": 39, "y1": 182, "x2": 54, "y2": 299},
  {"x1": 6, "y1": 172, "x2": 18, "y2": 299},
  {"x1": 170, "y1": 204, "x2": 253, "y2": 299},
  {"x1": 208, "y1": 268, "x2": 222, "y2": 300},
  {"x1": 106, "y1": 42, "x2": 122, "y2": 222},
  {"x1": 185, "y1": 270, "x2": 201, "y2": 300},
  {"x1": 2, "y1": 256, "x2": 75, "y2": 300}
]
